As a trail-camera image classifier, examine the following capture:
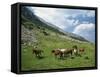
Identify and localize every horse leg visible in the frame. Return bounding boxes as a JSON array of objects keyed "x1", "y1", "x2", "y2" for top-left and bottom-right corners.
[
  {"x1": 70, "y1": 51, "x2": 73, "y2": 56},
  {"x1": 54, "y1": 54, "x2": 57, "y2": 59},
  {"x1": 59, "y1": 54, "x2": 62, "y2": 59},
  {"x1": 63, "y1": 53, "x2": 65, "y2": 57},
  {"x1": 36, "y1": 52, "x2": 40, "y2": 58},
  {"x1": 35, "y1": 53, "x2": 37, "y2": 57},
  {"x1": 36, "y1": 53, "x2": 38, "y2": 57},
  {"x1": 39, "y1": 52, "x2": 42, "y2": 57},
  {"x1": 33, "y1": 51, "x2": 38, "y2": 57},
  {"x1": 60, "y1": 53, "x2": 63, "y2": 59}
]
